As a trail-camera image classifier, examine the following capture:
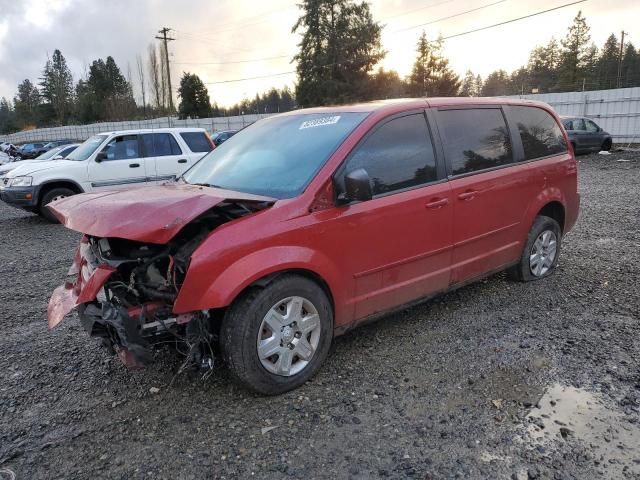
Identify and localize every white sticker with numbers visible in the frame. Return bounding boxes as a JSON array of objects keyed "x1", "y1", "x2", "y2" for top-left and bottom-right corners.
[{"x1": 299, "y1": 116, "x2": 341, "y2": 130}]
